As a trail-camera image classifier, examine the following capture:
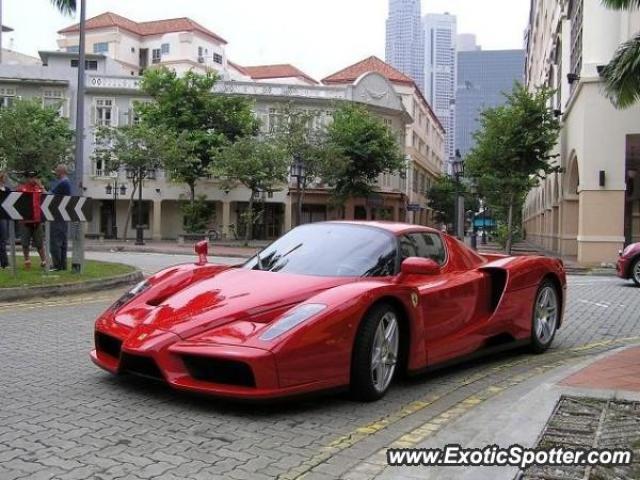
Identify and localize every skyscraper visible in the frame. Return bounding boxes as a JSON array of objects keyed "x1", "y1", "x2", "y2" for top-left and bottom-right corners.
[
  {"x1": 423, "y1": 13, "x2": 457, "y2": 171},
  {"x1": 456, "y1": 48, "x2": 525, "y2": 158},
  {"x1": 385, "y1": 0, "x2": 425, "y2": 93}
]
